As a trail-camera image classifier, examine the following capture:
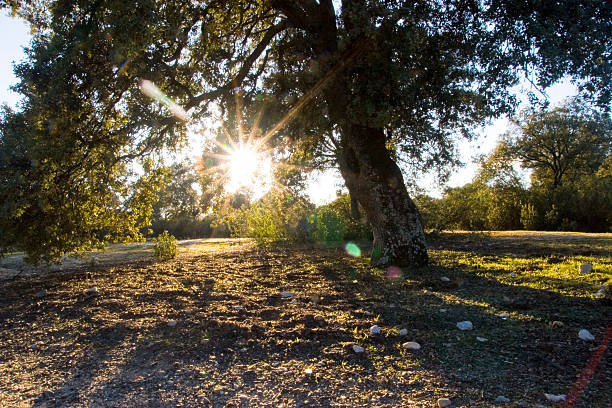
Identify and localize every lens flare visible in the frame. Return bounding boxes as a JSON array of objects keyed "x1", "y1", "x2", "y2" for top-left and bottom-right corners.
[
  {"x1": 387, "y1": 266, "x2": 402, "y2": 280},
  {"x1": 139, "y1": 79, "x2": 189, "y2": 122},
  {"x1": 345, "y1": 242, "x2": 361, "y2": 257}
]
